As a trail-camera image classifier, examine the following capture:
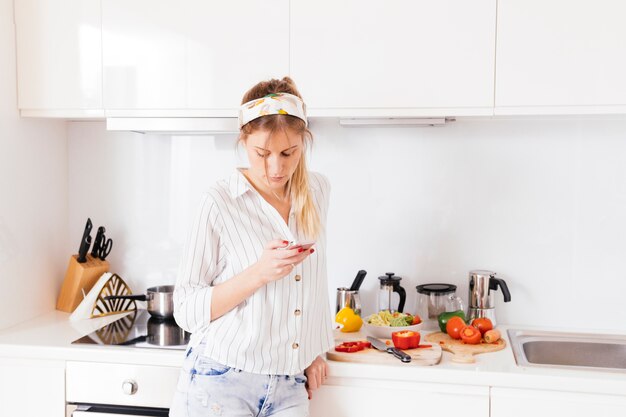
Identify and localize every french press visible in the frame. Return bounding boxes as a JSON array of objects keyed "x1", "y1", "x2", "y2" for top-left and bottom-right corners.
[{"x1": 377, "y1": 272, "x2": 406, "y2": 313}]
